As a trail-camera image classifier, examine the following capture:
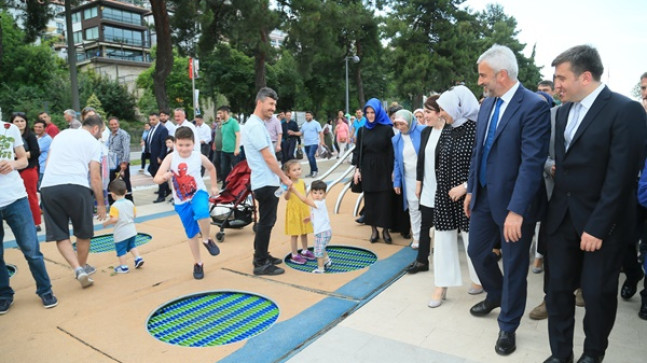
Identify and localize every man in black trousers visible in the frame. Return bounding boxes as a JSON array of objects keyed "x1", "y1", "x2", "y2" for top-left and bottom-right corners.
[
  {"x1": 543, "y1": 45, "x2": 647, "y2": 363},
  {"x1": 147, "y1": 112, "x2": 170, "y2": 203}
]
